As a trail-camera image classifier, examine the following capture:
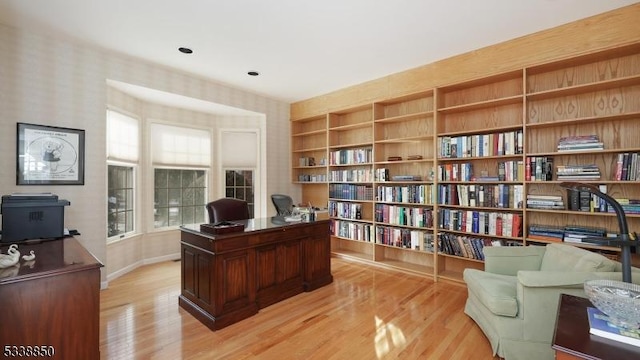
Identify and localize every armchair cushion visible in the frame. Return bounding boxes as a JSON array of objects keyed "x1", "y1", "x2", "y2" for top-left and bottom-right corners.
[
  {"x1": 464, "y1": 269, "x2": 518, "y2": 317},
  {"x1": 539, "y1": 243, "x2": 616, "y2": 272}
]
